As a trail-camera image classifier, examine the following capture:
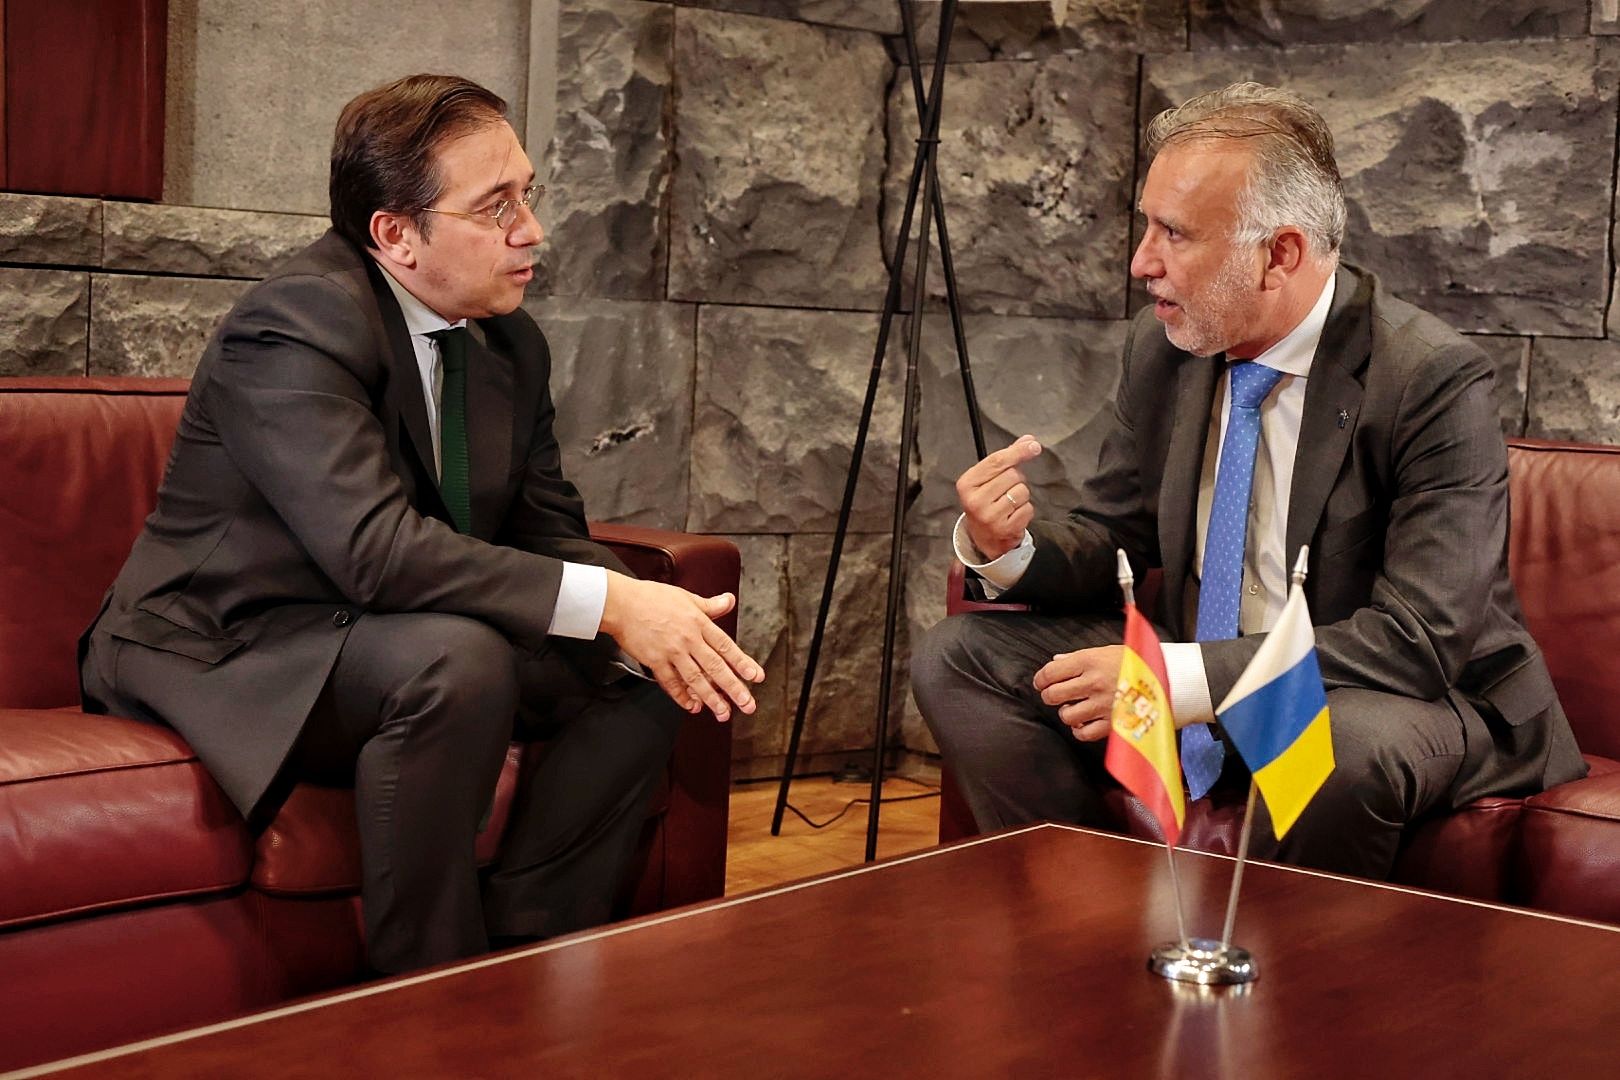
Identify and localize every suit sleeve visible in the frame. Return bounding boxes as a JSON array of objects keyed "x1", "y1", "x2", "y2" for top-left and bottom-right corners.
[
  {"x1": 1201, "y1": 338, "x2": 1508, "y2": 706},
  {"x1": 997, "y1": 314, "x2": 1161, "y2": 608},
  {"x1": 200, "y1": 273, "x2": 567, "y2": 649}
]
